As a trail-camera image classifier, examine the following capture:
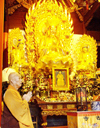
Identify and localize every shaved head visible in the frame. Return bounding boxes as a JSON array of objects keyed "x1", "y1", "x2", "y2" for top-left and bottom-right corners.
[
  {"x1": 8, "y1": 72, "x2": 22, "y2": 90},
  {"x1": 8, "y1": 72, "x2": 21, "y2": 83}
]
